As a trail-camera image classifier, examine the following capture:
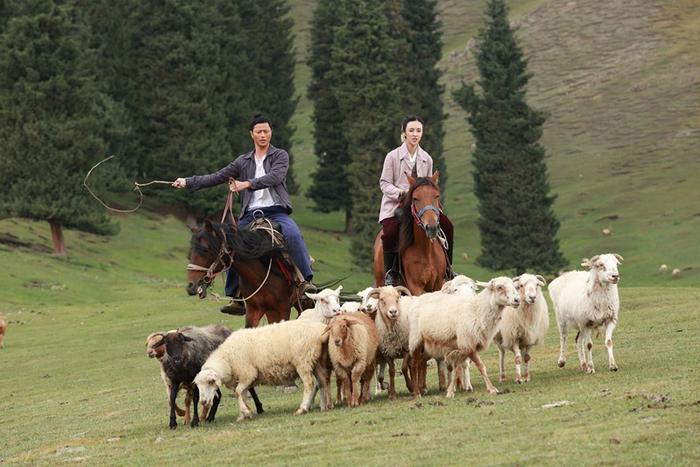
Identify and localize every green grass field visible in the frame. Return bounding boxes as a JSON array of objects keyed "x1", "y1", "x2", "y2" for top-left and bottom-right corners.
[
  {"x1": 2, "y1": 0, "x2": 700, "y2": 464},
  {"x1": 0, "y1": 213, "x2": 698, "y2": 465}
]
